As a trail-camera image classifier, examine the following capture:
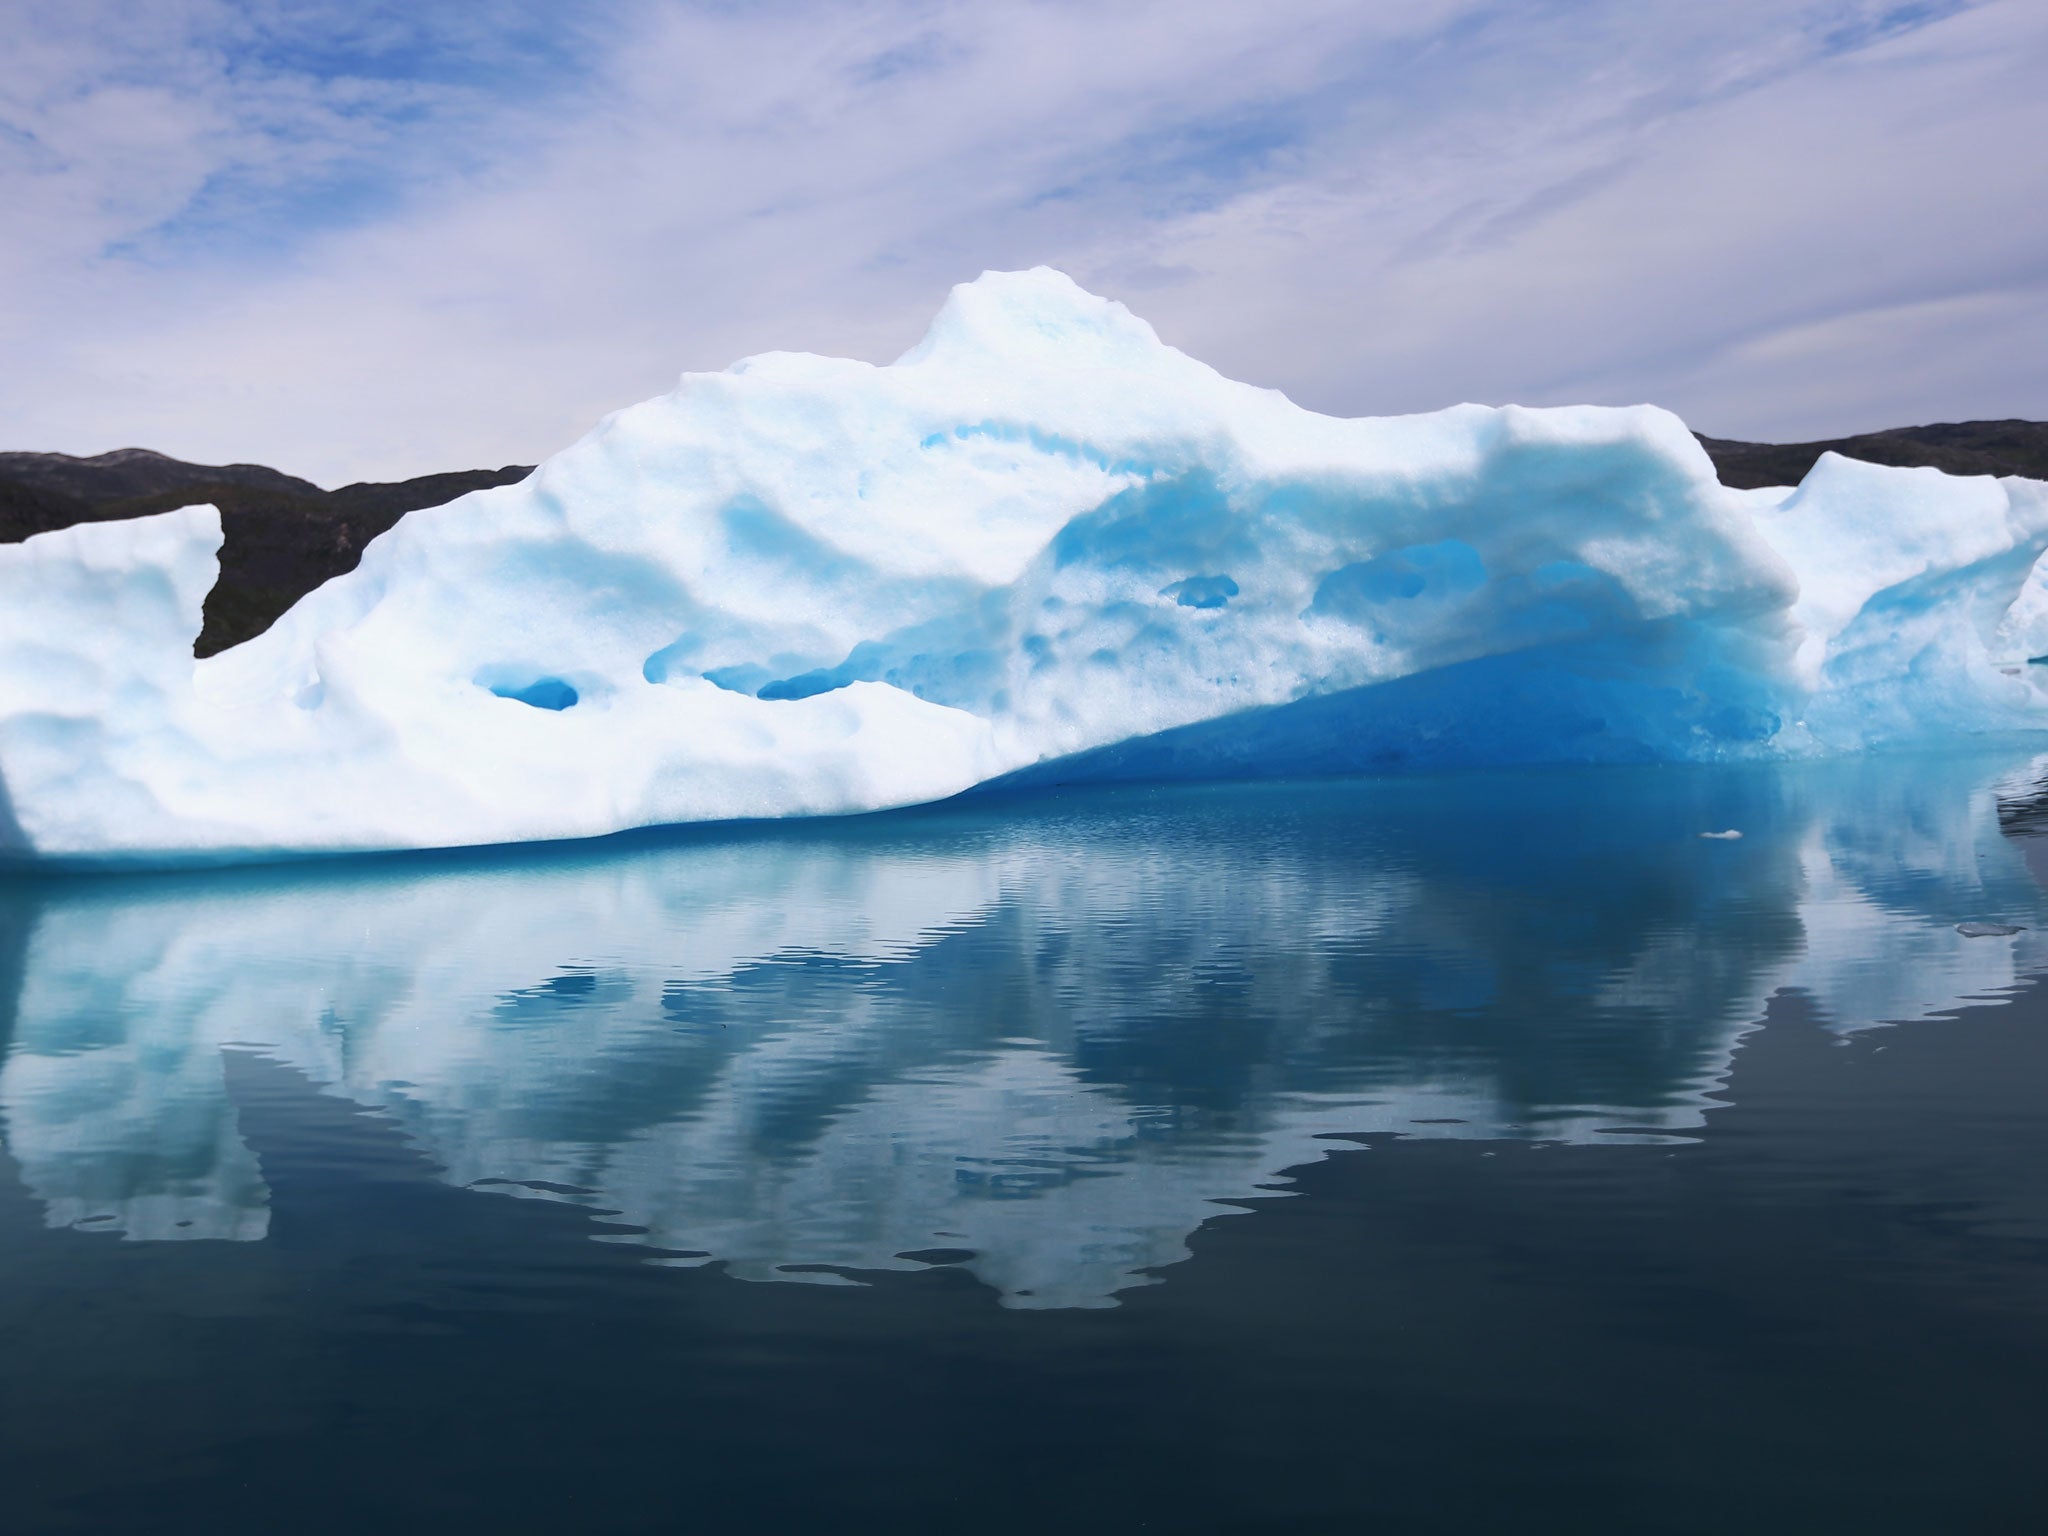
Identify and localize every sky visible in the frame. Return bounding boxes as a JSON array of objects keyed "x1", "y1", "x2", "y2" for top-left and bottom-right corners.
[{"x1": 3, "y1": 0, "x2": 2045, "y2": 487}]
